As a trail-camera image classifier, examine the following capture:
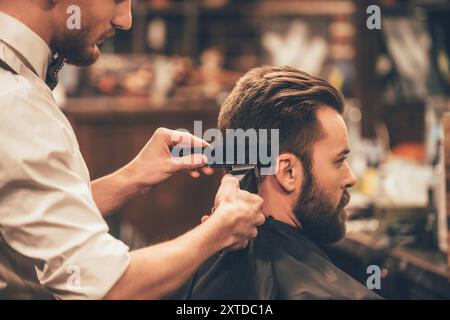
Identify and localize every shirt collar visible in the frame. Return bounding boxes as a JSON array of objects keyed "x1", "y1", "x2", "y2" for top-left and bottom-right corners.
[{"x1": 0, "y1": 11, "x2": 52, "y2": 80}]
